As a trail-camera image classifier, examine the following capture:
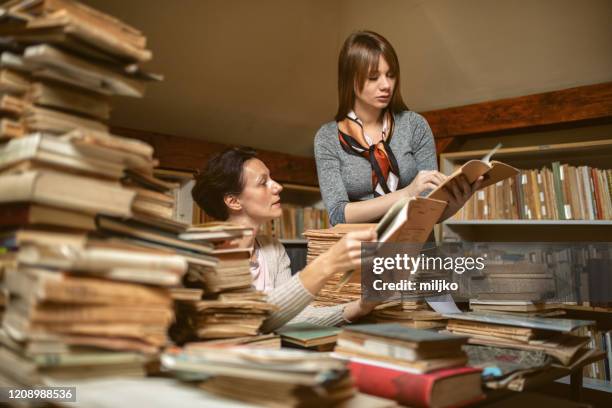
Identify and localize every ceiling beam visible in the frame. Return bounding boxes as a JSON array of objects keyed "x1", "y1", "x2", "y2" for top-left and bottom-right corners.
[
  {"x1": 112, "y1": 127, "x2": 319, "y2": 186},
  {"x1": 422, "y1": 82, "x2": 612, "y2": 140}
]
